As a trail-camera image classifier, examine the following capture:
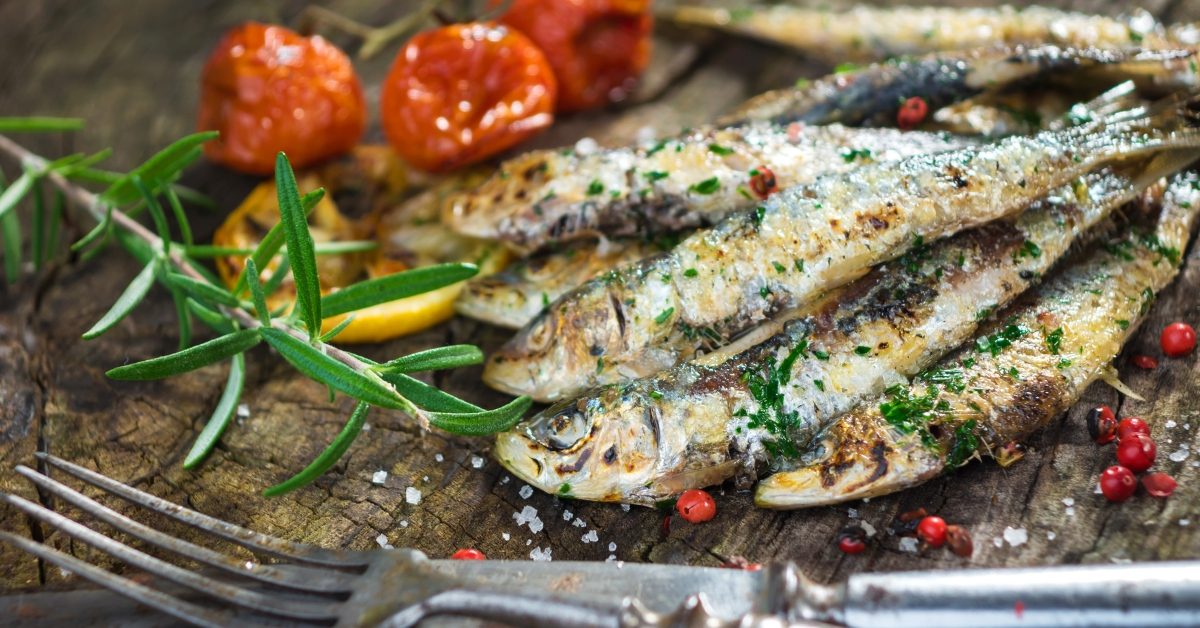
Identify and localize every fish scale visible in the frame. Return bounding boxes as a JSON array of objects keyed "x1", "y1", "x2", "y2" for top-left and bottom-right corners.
[{"x1": 756, "y1": 171, "x2": 1200, "y2": 509}]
